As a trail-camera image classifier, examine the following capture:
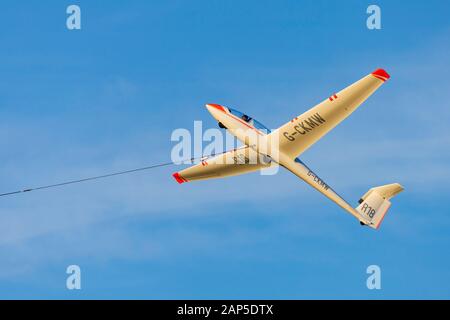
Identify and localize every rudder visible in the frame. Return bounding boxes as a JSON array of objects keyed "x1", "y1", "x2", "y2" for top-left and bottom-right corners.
[{"x1": 356, "y1": 183, "x2": 404, "y2": 229}]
